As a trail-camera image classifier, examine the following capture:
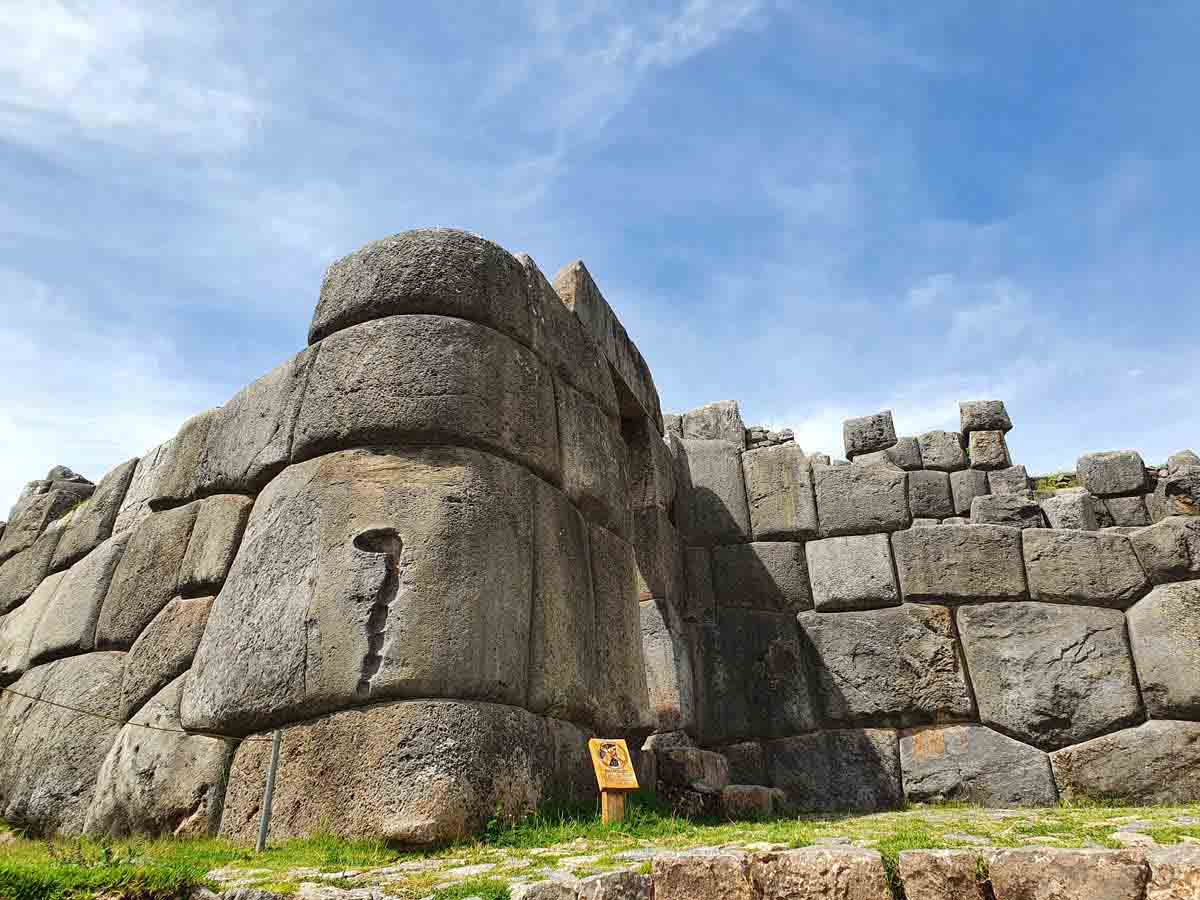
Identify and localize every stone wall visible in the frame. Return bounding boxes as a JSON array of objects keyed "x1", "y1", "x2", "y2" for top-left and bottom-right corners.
[{"x1": 0, "y1": 226, "x2": 1197, "y2": 843}]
